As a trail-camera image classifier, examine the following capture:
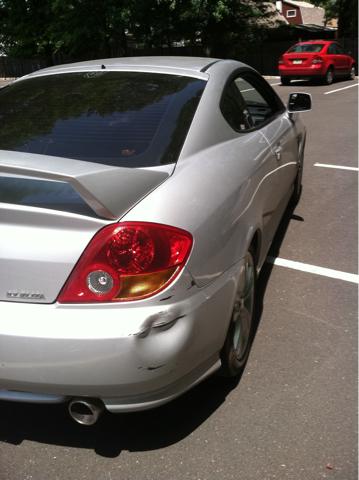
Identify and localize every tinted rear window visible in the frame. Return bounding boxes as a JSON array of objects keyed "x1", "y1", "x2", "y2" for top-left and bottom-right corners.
[
  {"x1": 0, "y1": 71, "x2": 206, "y2": 168},
  {"x1": 287, "y1": 44, "x2": 324, "y2": 53}
]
